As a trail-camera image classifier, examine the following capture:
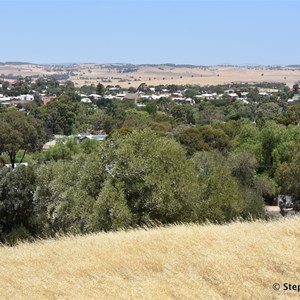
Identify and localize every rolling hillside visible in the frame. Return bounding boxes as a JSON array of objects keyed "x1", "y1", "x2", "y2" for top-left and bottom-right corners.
[
  {"x1": 0, "y1": 218, "x2": 299, "y2": 299},
  {"x1": 1, "y1": 63, "x2": 300, "y2": 88}
]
